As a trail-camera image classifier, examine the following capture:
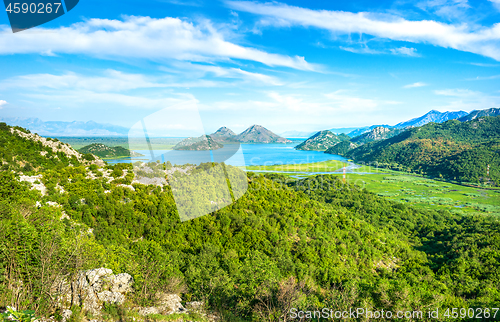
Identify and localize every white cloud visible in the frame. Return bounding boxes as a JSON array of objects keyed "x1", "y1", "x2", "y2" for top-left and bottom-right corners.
[
  {"x1": 339, "y1": 46, "x2": 382, "y2": 55},
  {"x1": 434, "y1": 88, "x2": 478, "y2": 96},
  {"x1": 227, "y1": 1, "x2": 500, "y2": 61},
  {"x1": 390, "y1": 47, "x2": 420, "y2": 57},
  {"x1": 0, "y1": 16, "x2": 316, "y2": 71},
  {"x1": 0, "y1": 71, "x2": 166, "y2": 92},
  {"x1": 433, "y1": 88, "x2": 500, "y2": 110},
  {"x1": 26, "y1": 90, "x2": 197, "y2": 110},
  {"x1": 198, "y1": 90, "x2": 405, "y2": 132},
  {"x1": 0, "y1": 100, "x2": 7, "y2": 108},
  {"x1": 404, "y1": 82, "x2": 428, "y2": 88},
  {"x1": 490, "y1": 0, "x2": 500, "y2": 10},
  {"x1": 183, "y1": 64, "x2": 283, "y2": 85},
  {"x1": 0, "y1": 67, "x2": 282, "y2": 93},
  {"x1": 416, "y1": 0, "x2": 470, "y2": 20}
]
